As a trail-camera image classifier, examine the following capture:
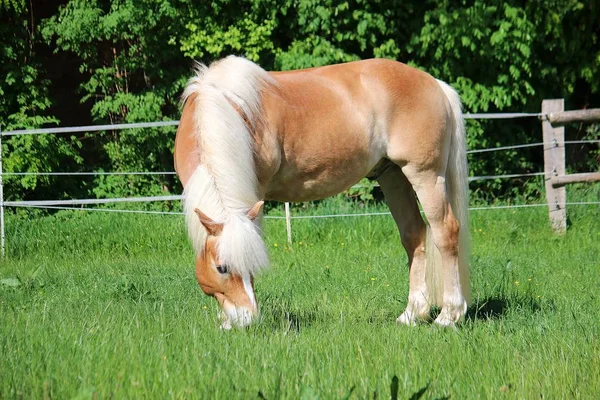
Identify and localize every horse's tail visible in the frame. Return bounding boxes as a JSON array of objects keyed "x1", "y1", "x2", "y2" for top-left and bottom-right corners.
[
  {"x1": 181, "y1": 56, "x2": 274, "y2": 275},
  {"x1": 426, "y1": 80, "x2": 471, "y2": 307}
]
